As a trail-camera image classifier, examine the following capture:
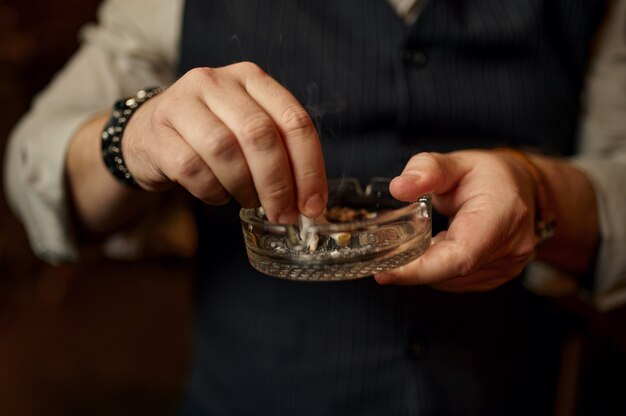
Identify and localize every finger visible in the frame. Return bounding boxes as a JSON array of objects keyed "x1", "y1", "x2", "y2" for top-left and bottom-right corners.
[
  {"x1": 429, "y1": 256, "x2": 527, "y2": 292},
  {"x1": 375, "y1": 203, "x2": 502, "y2": 284},
  {"x1": 374, "y1": 236, "x2": 474, "y2": 286},
  {"x1": 376, "y1": 191, "x2": 534, "y2": 287},
  {"x1": 166, "y1": 97, "x2": 259, "y2": 207},
  {"x1": 241, "y1": 63, "x2": 328, "y2": 218},
  {"x1": 375, "y1": 228, "x2": 529, "y2": 288},
  {"x1": 158, "y1": 130, "x2": 231, "y2": 205},
  {"x1": 200, "y1": 73, "x2": 297, "y2": 223},
  {"x1": 390, "y1": 152, "x2": 470, "y2": 202},
  {"x1": 375, "y1": 203, "x2": 509, "y2": 283}
]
